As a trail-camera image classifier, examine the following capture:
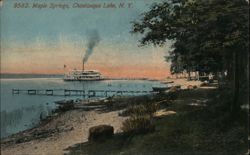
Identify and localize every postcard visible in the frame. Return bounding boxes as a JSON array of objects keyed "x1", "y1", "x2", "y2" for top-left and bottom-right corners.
[{"x1": 0, "y1": 0, "x2": 249, "y2": 155}]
